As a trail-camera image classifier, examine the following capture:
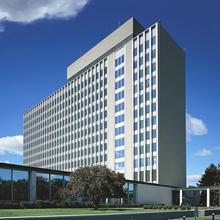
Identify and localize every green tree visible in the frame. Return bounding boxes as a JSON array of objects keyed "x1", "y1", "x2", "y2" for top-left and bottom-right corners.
[
  {"x1": 65, "y1": 166, "x2": 126, "y2": 208},
  {"x1": 197, "y1": 163, "x2": 220, "y2": 206}
]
